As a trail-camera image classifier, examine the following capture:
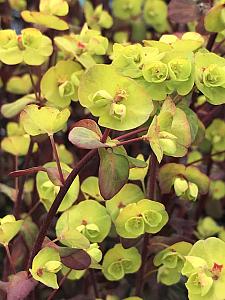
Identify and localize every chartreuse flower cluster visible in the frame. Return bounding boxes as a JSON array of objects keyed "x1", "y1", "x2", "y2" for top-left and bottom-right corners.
[
  {"x1": 102, "y1": 244, "x2": 141, "y2": 281},
  {"x1": 1, "y1": 121, "x2": 38, "y2": 156},
  {"x1": 206, "y1": 119, "x2": 225, "y2": 161},
  {"x1": 114, "y1": 199, "x2": 168, "y2": 238},
  {"x1": 0, "y1": 215, "x2": 23, "y2": 246},
  {"x1": 112, "y1": 0, "x2": 169, "y2": 34},
  {"x1": 30, "y1": 247, "x2": 62, "y2": 289},
  {"x1": 154, "y1": 242, "x2": 192, "y2": 285},
  {"x1": 56, "y1": 200, "x2": 111, "y2": 243},
  {"x1": 182, "y1": 237, "x2": 225, "y2": 300},
  {"x1": 84, "y1": 1, "x2": 113, "y2": 31},
  {"x1": 78, "y1": 64, "x2": 153, "y2": 130},
  {"x1": 40, "y1": 60, "x2": 83, "y2": 108},
  {"x1": 0, "y1": 28, "x2": 52, "y2": 65},
  {"x1": 54, "y1": 24, "x2": 109, "y2": 68},
  {"x1": 159, "y1": 163, "x2": 210, "y2": 201},
  {"x1": 143, "y1": 98, "x2": 192, "y2": 162},
  {"x1": 36, "y1": 162, "x2": 79, "y2": 212}
]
